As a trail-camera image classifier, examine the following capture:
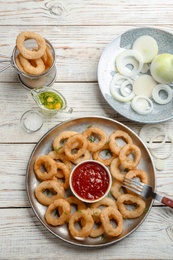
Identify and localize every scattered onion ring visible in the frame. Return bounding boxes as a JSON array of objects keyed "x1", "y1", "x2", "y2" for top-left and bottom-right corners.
[
  {"x1": 116, "y1": 50, "x2": 143, "y2": 77},
  {"x1": 131, "y1": 95, "x2": 153, "y2": 115},
  {"x1": 150, "y1": 134, "x2": 173, "y2": 159},
  {"x1": 152, "y1": 84, "x2": 173, "y2": 104},
  {"x1": 139, "y1": 124, "x2": 167, "y2": 149}
]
